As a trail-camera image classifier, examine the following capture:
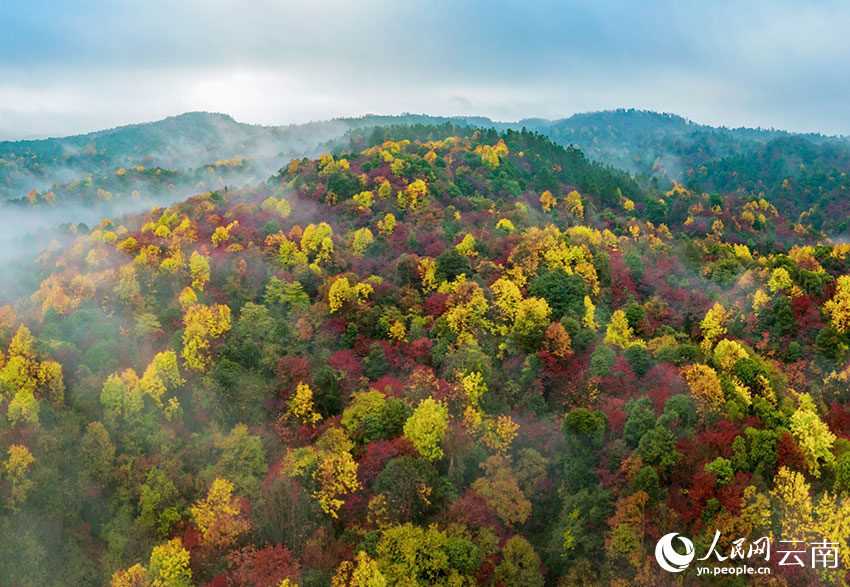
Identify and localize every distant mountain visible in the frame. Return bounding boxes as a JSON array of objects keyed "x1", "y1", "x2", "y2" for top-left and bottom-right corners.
[
  {"x1": 0, "y1": 112, "x2": 498, "y2": 203},
  {"x1": 524, "y1": 109, "x2": 843, "y2": 178},
  {"x1": 4, "y1": 109, "x2": 850, "y2": 236}
]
